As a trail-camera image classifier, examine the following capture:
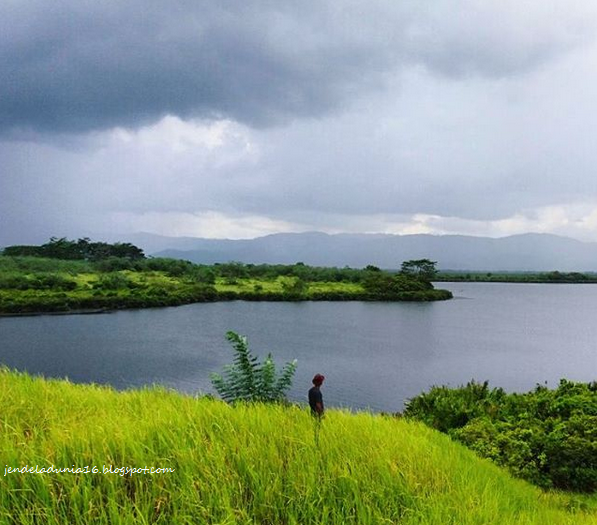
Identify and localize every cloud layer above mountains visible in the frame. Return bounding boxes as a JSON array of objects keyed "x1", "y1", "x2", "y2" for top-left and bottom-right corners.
[{"x1": 2, "y1": 1, "x2": 597, "y2": 244}]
